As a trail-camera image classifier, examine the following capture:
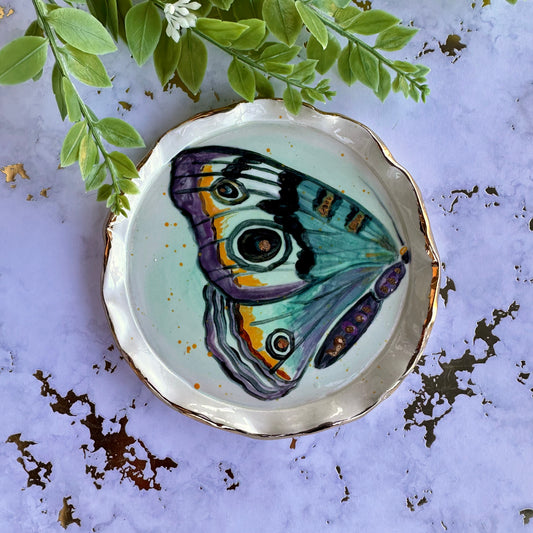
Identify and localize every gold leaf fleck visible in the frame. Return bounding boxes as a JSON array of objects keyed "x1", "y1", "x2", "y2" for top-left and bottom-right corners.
[
  {"x1": 40, "y1": 188, "x2": 50, "y2": 198},
  {"x1": 26, "y1": 194, "x2": 33, "y2": 201},
  {"x1": 0, "y1": 7, "x2": 15, "y2": 19},
  {"x1": 2, "y1": 163, "x2": 30, "y2": 182},
  {"x1": 145, "y1": 90, "x2": 154, "y2": 99},
  {"x1": 118, "y1": 101, "x2": 132, "y2": 111},
  {"x1": 58, "y1": 496, "x2": 81, "y2": 530},
  {"x1": 164, "y1": 72, "x2": 200, "y2": 103}
]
